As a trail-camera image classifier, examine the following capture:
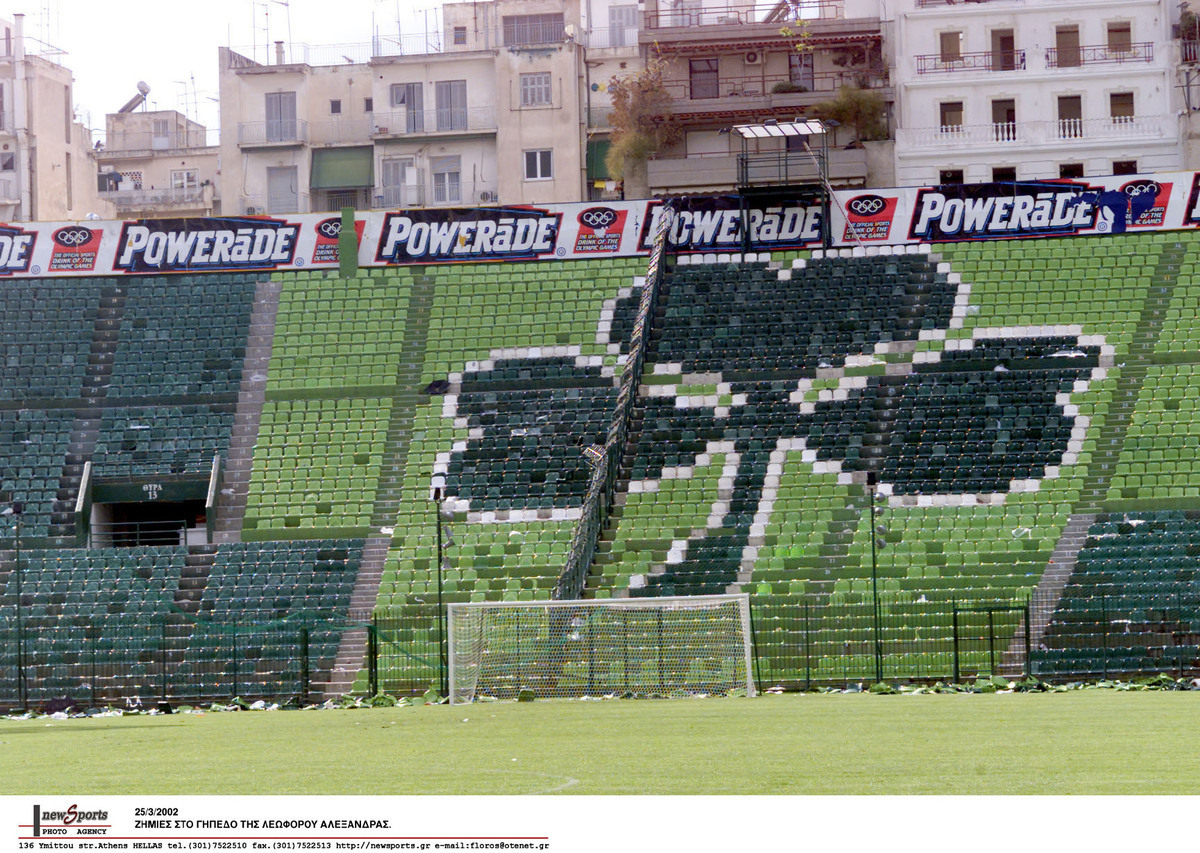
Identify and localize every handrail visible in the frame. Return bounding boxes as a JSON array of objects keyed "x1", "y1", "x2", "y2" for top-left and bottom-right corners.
[{"x1": 554, "y1": 203, "x2": 677, "y2": 600}]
